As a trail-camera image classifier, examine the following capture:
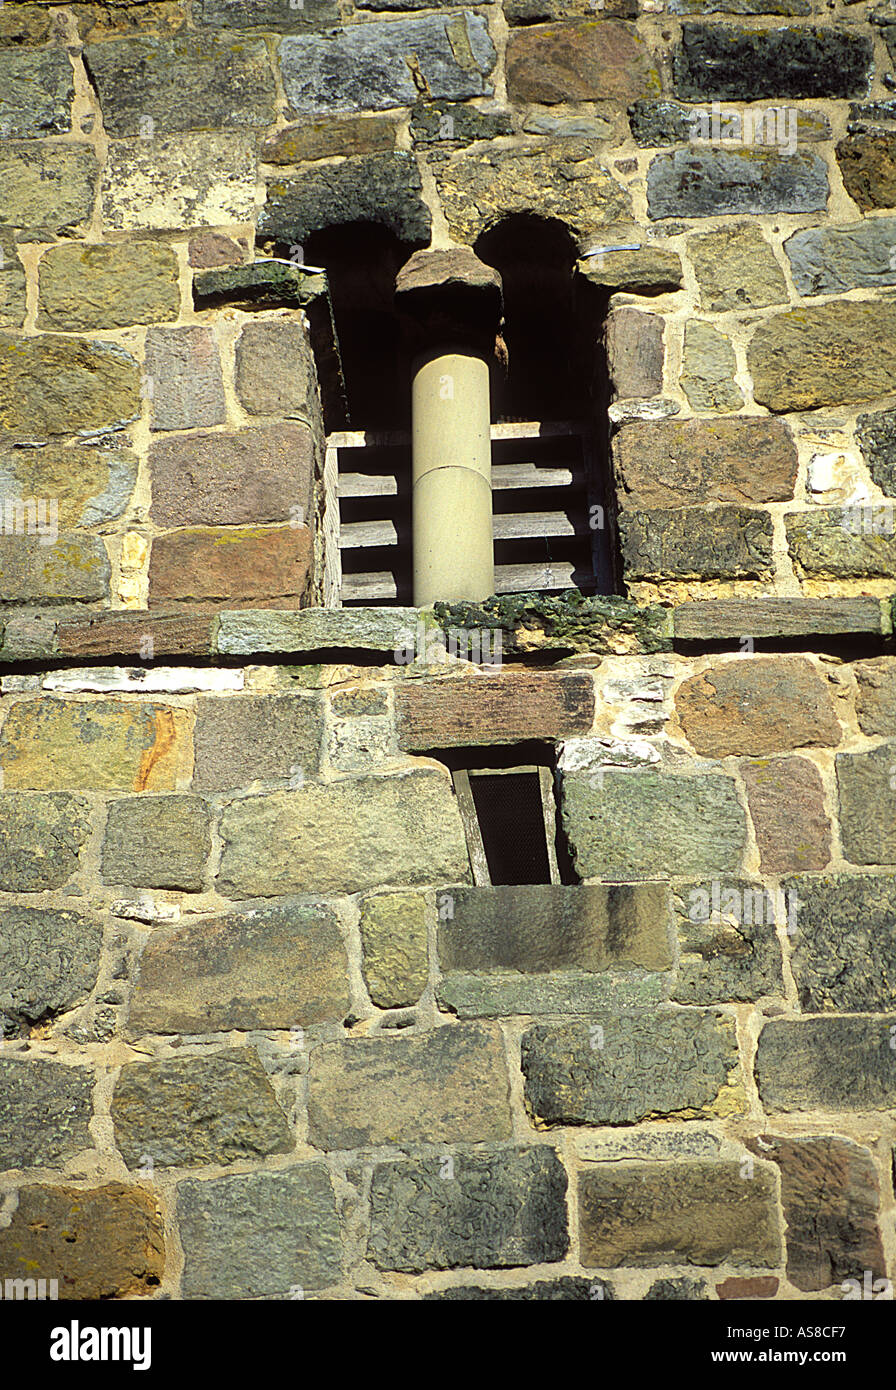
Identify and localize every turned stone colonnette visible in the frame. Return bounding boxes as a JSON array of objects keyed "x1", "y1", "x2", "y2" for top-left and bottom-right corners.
[{"x1": 395, "y1": 248, "x2": 504, "y2": 606}]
